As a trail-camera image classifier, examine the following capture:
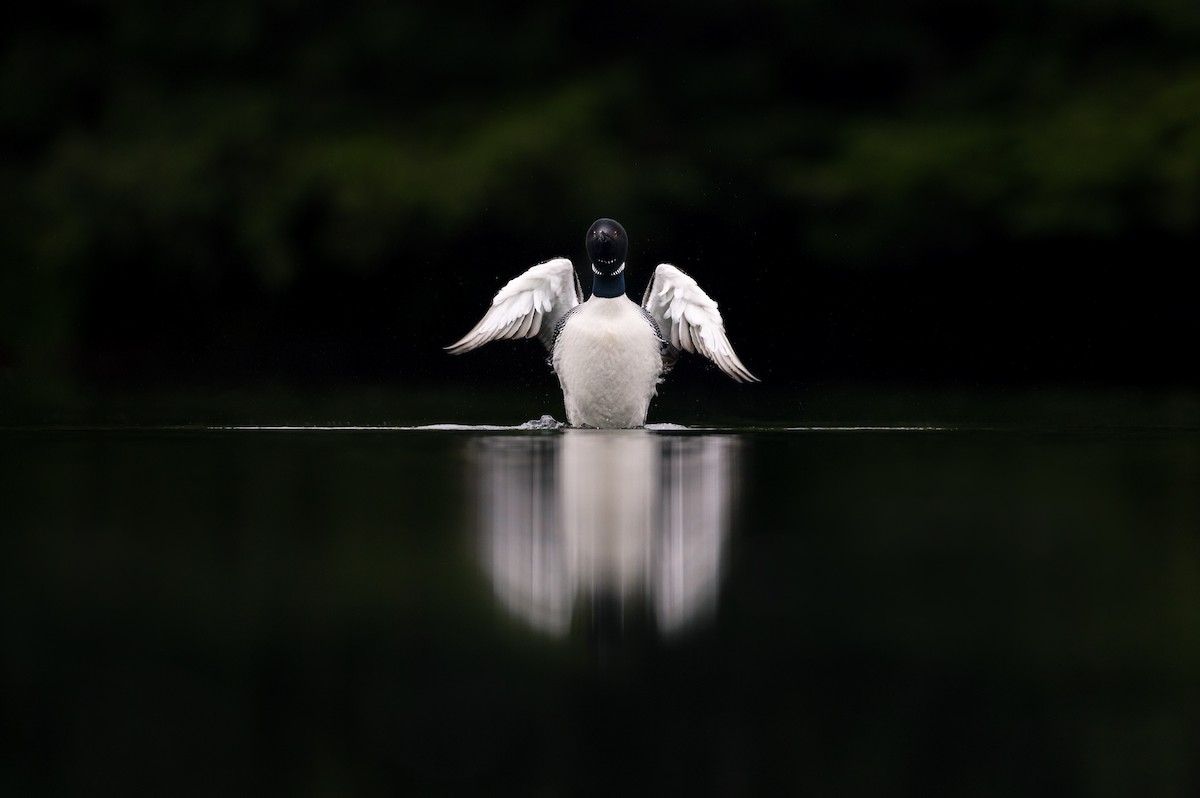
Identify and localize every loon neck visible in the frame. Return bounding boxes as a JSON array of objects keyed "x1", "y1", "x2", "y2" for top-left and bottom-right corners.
[{"x1": 591, "y1": 262, "x2": 626, "y2": 298}]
